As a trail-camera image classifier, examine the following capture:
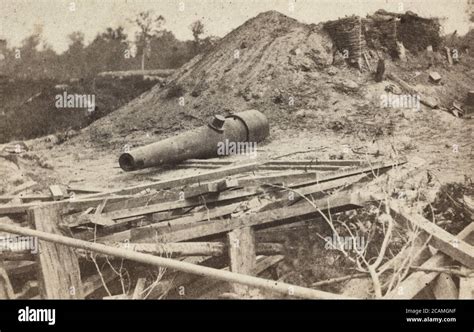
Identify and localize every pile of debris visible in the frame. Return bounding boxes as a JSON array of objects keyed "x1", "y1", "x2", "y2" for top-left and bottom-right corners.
[{"x1": 0, "y1": 150, "x2": 472, "y2": 299}]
